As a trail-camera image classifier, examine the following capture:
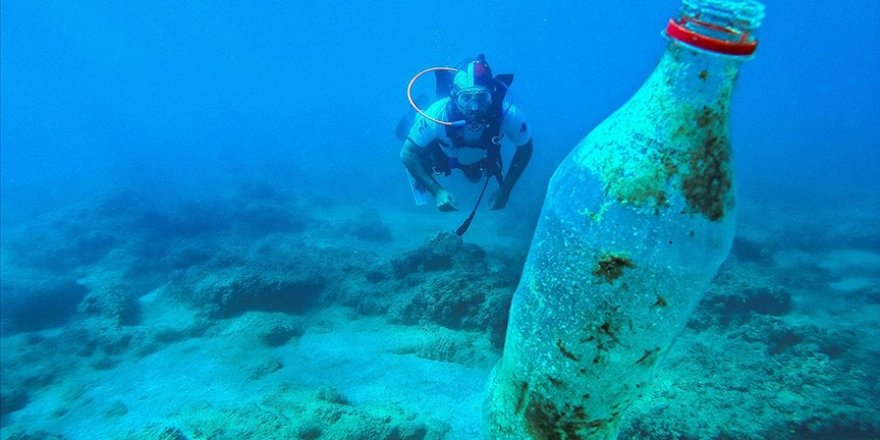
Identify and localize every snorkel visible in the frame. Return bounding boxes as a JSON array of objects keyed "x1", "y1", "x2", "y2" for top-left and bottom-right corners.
[
  {"x1": 406, "y1": 64, "x2": 512, "y2": 128},
  {"x1": 407, "y1": 66, "x2": 467, "y2": 127}
]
